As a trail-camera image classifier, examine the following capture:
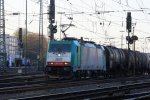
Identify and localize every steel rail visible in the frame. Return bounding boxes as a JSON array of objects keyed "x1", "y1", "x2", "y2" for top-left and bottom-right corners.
[
  {"x1": 0, "y1": 74, "x2": 45, "y2": 83},
  {"x1": 11, "y1": 81, "x2": 150, "y2": 100},
  {"x1": 0, "y1": 75, "x2": 150, "y2": 94},
  {"x1": 99, "y1": 91, "x2": 150, "y2": 100}
]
